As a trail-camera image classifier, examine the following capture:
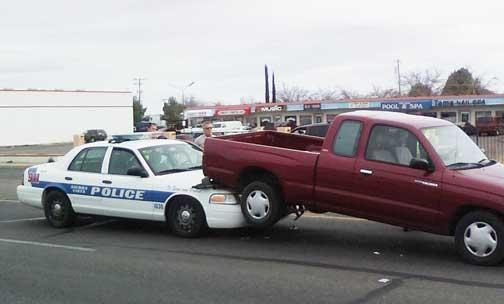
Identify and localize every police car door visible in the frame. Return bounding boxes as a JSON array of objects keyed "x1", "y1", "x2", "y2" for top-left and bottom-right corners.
[
  {"x1": 66, "y1": 146, "x2": 108, "y2": 215},
  {"x1": 101, "y1": 147, "x2": 157, "y2": 220}
]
